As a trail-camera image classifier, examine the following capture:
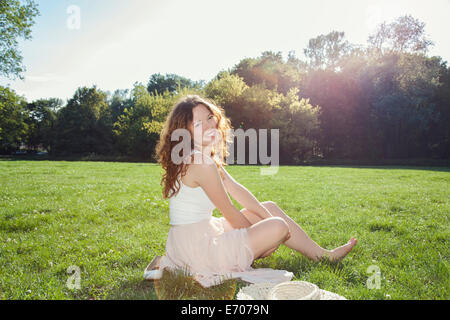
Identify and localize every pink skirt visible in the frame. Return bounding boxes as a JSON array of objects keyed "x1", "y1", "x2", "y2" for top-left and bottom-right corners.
[{"x1": 158, "y1": 216, "x2": 293, "y2": 288}]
